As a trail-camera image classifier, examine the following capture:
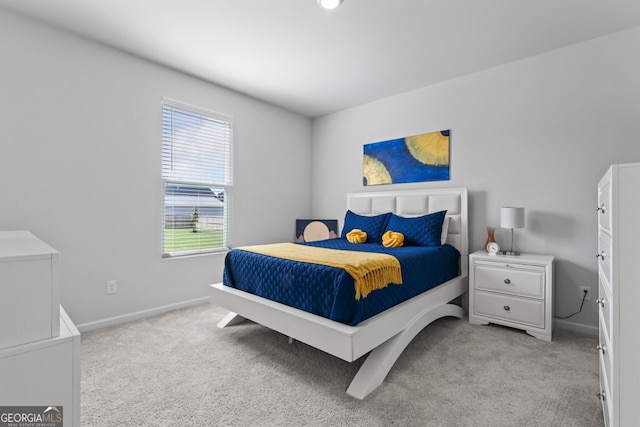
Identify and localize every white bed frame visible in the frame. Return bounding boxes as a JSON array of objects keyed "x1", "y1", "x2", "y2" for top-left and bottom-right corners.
[{"x1": 209, "y1": 187, "x2": 468, "y2": 399}]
